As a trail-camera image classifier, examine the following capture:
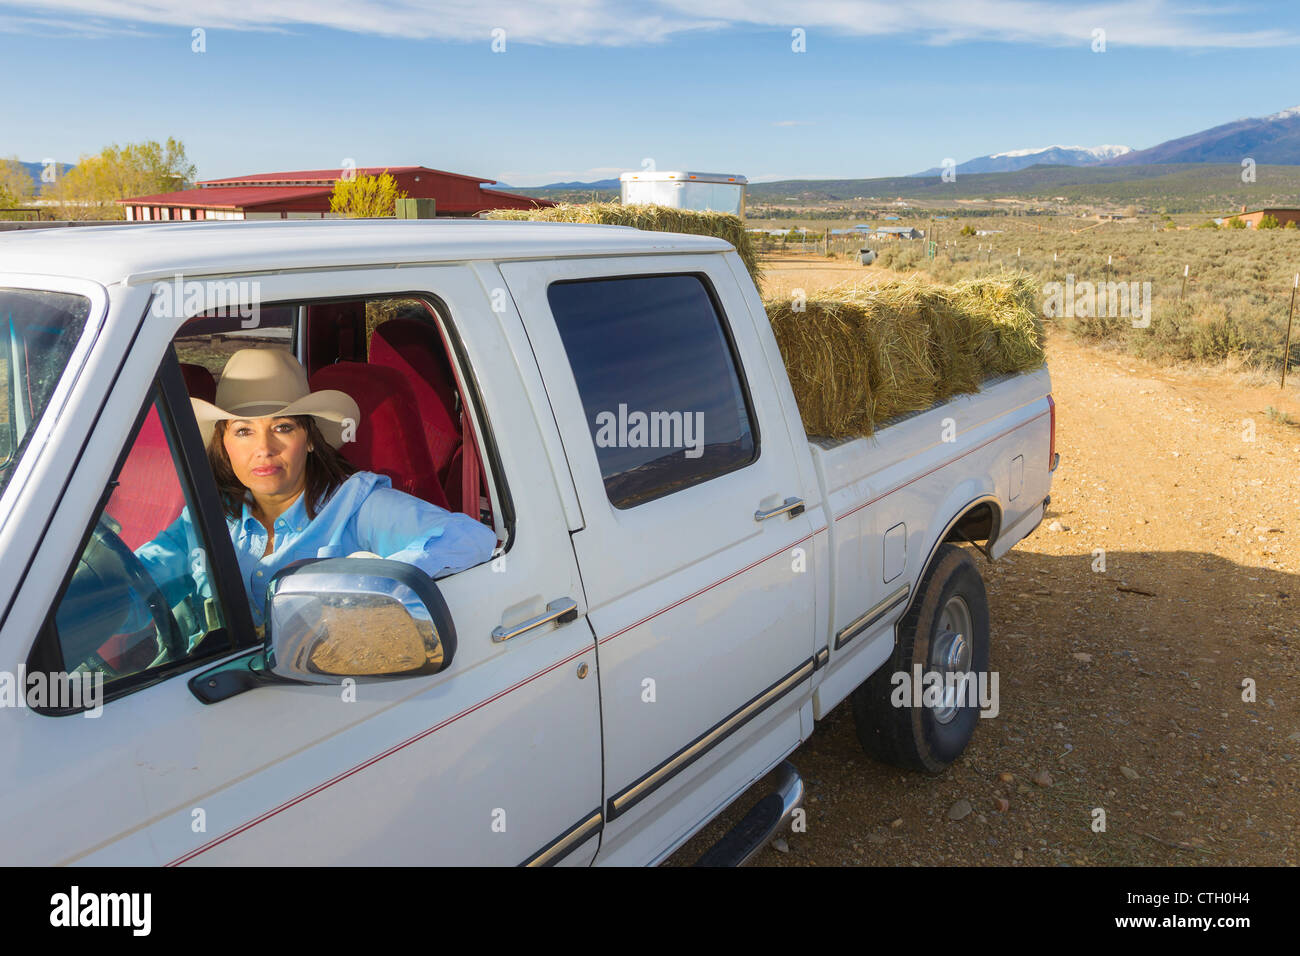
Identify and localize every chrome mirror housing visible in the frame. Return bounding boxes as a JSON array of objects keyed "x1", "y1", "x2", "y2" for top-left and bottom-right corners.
[{"x1": 264, "y1": 558, "x2": 456, "y2": 683}]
